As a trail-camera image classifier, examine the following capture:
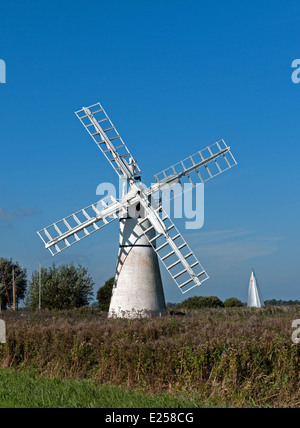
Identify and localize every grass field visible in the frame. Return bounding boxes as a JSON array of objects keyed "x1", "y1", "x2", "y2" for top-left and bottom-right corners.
[
  {"x1": 0, "y1": 306, "x2": 299, "y2": 408},
  {"x1": 0, "y1": 369, "x2": 224, "y2": 408}
]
